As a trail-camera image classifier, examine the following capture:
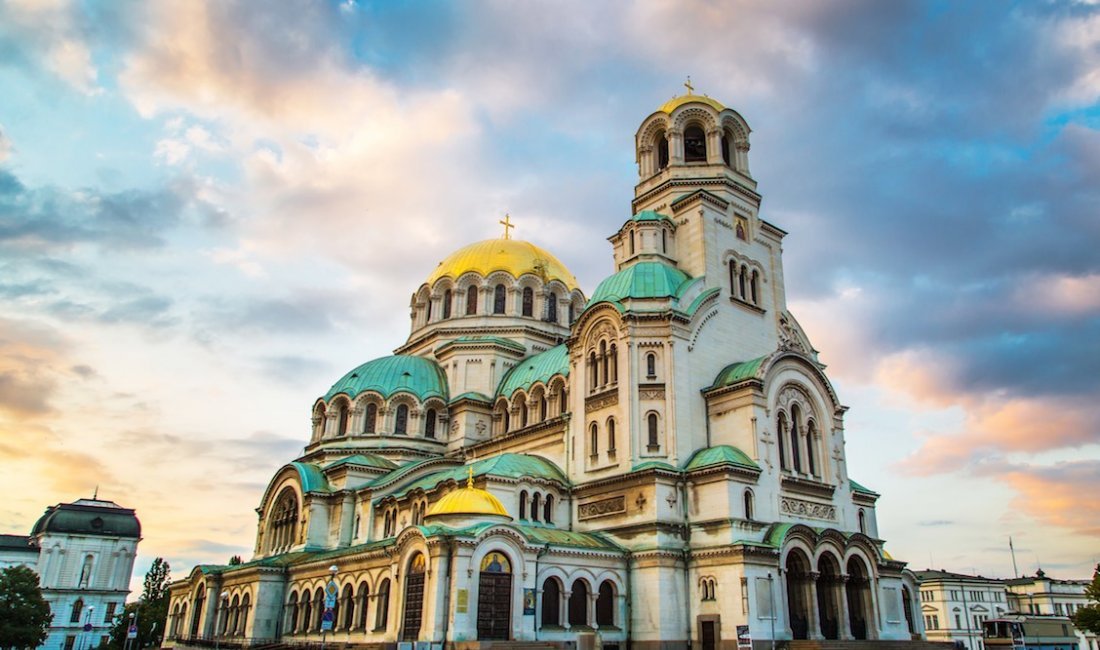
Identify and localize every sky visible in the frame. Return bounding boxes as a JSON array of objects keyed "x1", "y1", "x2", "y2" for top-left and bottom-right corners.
[{"x1": 0, "y1": 0, "x2": 1098, "y2": 593}]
